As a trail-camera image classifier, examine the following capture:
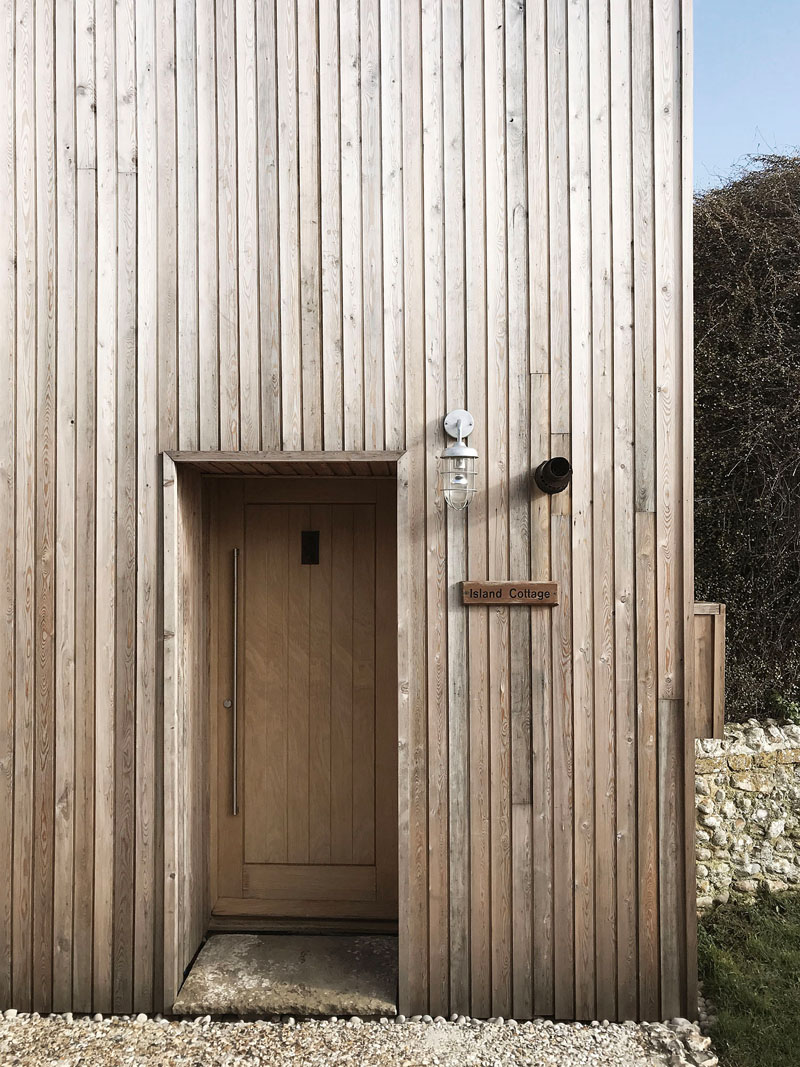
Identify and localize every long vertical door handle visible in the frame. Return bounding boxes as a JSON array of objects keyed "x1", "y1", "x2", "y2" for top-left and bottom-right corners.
[{"x1": 232, "y1": 547, "x2": 240, "y2": 815}]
